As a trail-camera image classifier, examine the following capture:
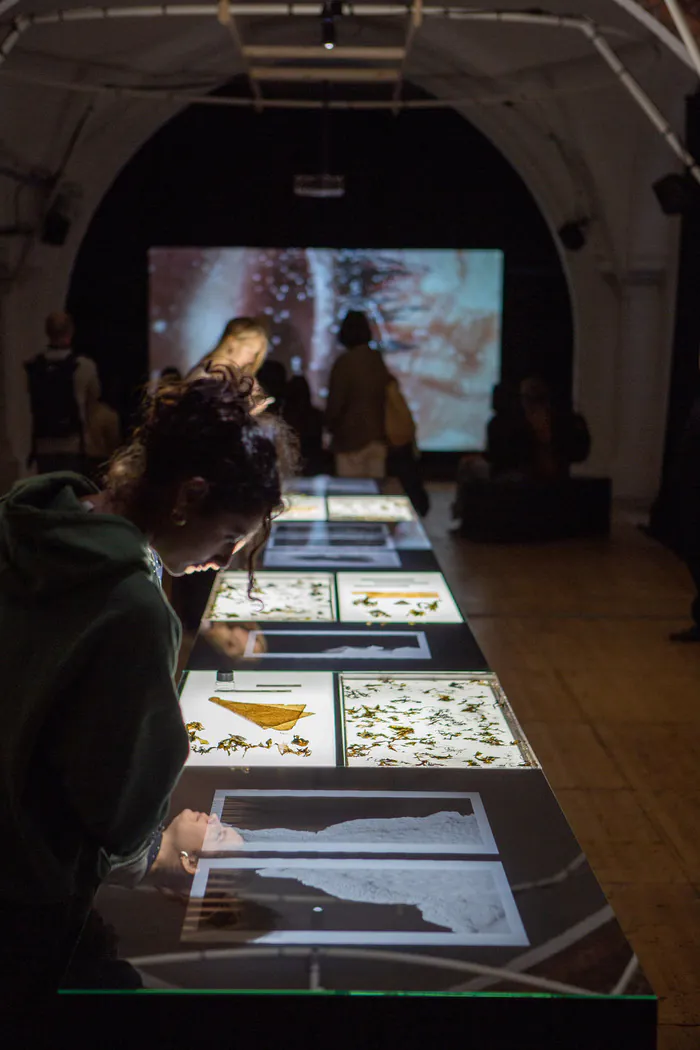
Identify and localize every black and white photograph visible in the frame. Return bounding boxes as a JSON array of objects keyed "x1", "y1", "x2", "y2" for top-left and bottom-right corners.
[
  {"x1": 243, "y1": 629, "x2": 432, "y2": 661},
  {"x1": 263, "y1": 521, "x2": 432, "y2": 569},
  {"x1": 184, "y1": 858, "x2": 527, "y2": 947},
  {"x1": 285, "y1": 477, "x2": 379, "y2": 497},
  {"x1": 204, "y1": 788, "x2": 498, "y2": 854}
]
